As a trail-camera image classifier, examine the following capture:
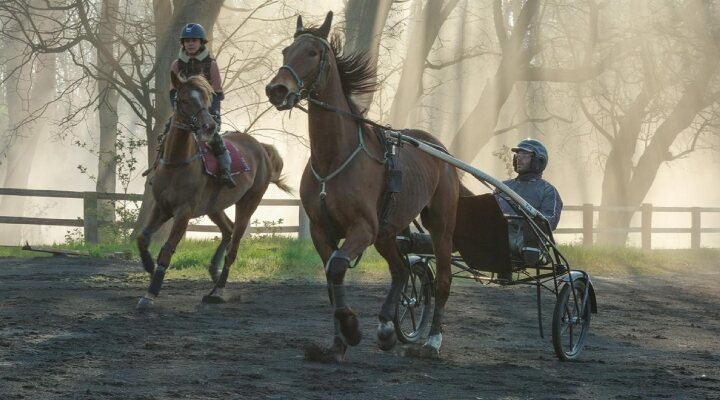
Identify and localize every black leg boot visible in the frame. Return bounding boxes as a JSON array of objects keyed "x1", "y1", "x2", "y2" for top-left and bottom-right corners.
[{"x1": 210, "y1": 133, "x2": 236, "y2": 188}]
